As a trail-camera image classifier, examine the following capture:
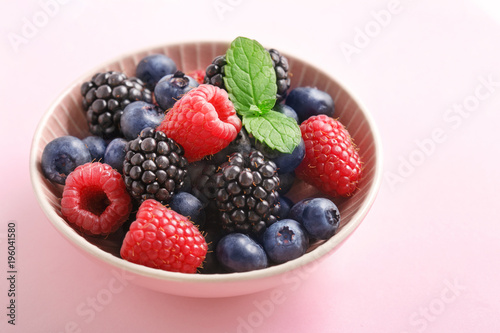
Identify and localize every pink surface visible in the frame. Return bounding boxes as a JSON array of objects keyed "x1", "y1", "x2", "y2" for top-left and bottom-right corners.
[{"x1": 1, "y1": 0, "x2": 500, "y2": 332}]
